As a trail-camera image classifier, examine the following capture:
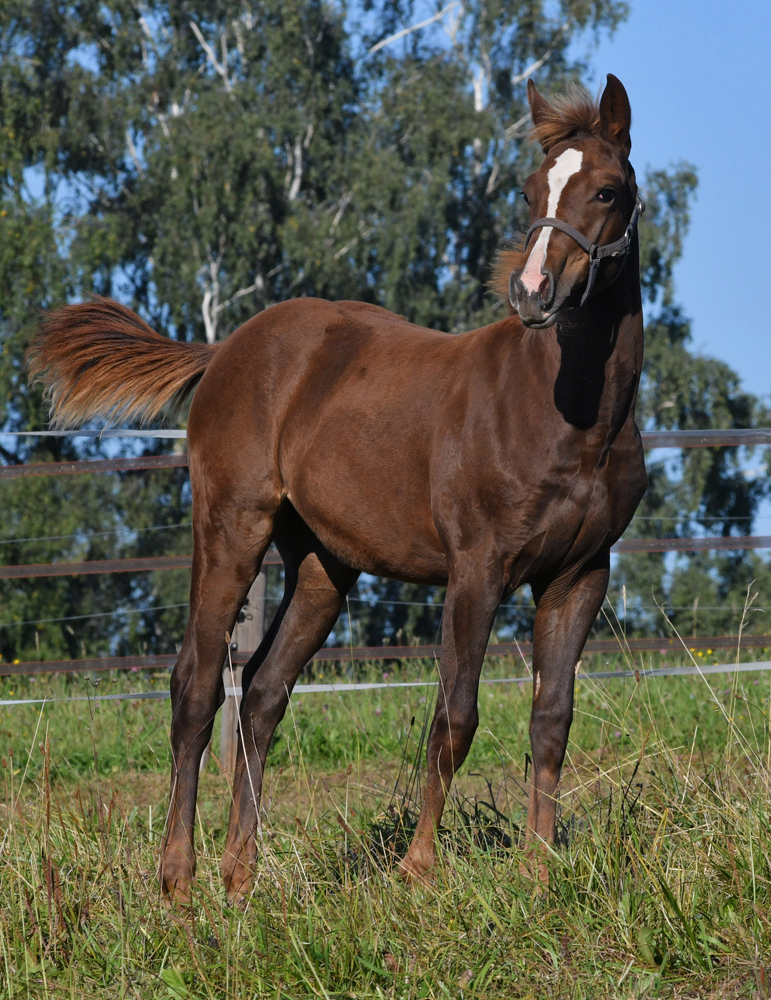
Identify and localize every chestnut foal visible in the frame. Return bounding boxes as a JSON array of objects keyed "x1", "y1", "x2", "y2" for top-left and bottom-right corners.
[{"x1": 29, "y1": 74, "x2": 646, "y2": 902}]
